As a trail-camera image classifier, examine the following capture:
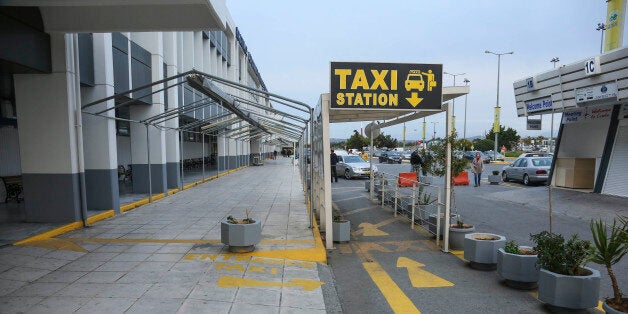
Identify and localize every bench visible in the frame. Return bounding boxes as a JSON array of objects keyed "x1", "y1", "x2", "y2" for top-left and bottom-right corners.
[{"x1": 1, "y1": 175, "x2": 23, "y2": 203}]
